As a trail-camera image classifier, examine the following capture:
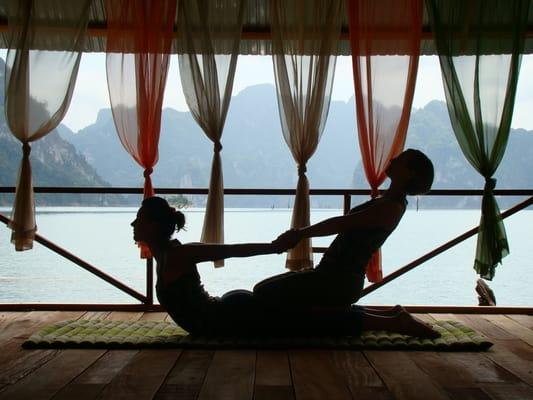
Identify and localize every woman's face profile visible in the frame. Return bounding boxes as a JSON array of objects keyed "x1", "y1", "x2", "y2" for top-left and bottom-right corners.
[{"x1": 131, "y1": 208, "x2": 155, "y2": 242}]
